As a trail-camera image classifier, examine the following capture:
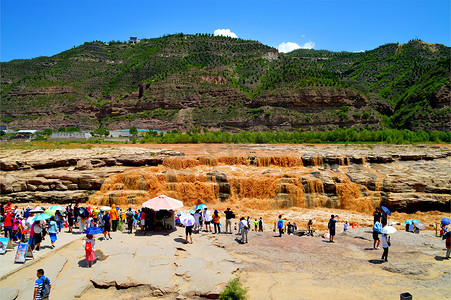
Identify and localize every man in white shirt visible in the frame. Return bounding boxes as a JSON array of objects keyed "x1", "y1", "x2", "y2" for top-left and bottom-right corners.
[
  {"x1": 202, "y1": 208, "x2": 212, "y2": 232},
  {"x1": 239, "y1": 217, "x2": 249, "y2": 243}
]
